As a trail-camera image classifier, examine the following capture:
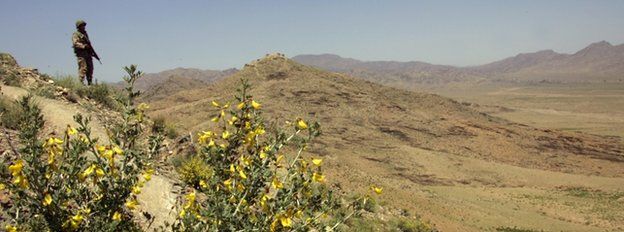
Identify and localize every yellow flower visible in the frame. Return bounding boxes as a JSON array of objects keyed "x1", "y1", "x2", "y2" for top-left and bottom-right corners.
[
  {"x1": 296, "y1": 118, "x2": 308, "y2": 130},
  {"x1": 67, "y1": 125, "x2": 78, "y2": 135},
  {"x1": 46, "y1": 137, "x2": 63, "y2": 146},
  {"x1": 112, "y1": 211, "x2": 122, "y2": 221},
  {"x1": 47, "y1": 152, "x2": 56, "y2": 165},
  {"x1": 211, "y1": 100, "x2": 220, "y2": 108},
  {"x1": 72, "y1": 213, "x2": 84, "y2": 224},
  {"x1": 222, "y1": 130, "x2": 231, "y2": 139},
  {"x1": 12, "y1": 174, "x2": 29, "y2": 189},
  {"x1": 371, "y1": 185, "x2": 383, "y2": 195},
  {"x1": 79, "y1": 134, "x2": 89, "y2": 143},
  {"x1": 229, "y1": 164, "x2": 236, "y2": 173},
  {"x1": 208, "y1": 139, "x2": 215, "y2": 147},
  {"x1": 254, "y1": 126, "x2": 265, "y2": 135},
  {"x1": 8, "y1": 160, "x2": 24, "y2": 175},
  {"x1": 43, "y1": 193, "x2": 52, "y2": 206},
  {"x1": 125, "y1": 199, "x2": 139, "y2": 209},
  {"x1": 240, "y1": 155, "x2": 251, "y2": 166},
  {"x1": 220, "y1": 110, "x2": 225, "y2": 118},
  {"x1": 178, "y1": 209, "x2": 186, "y2": 218},
  {"x1": 276, "y1": 155, "x2": 284, "y2": 164},
  {"x1": 185, "y1": 191, "x2": 196, "y2": 203},
  {"x1": 5, "y1": 225, "x2": 17, "y2": 232},
  {"x1": 132, "y1": 186, "x2": 142, "y2": 195},
  {"x1": 251, "y1": 100, "x2": 261, "y2": 109},
  {"x1": 259, "y1": 151, "x2": 268, "y2": 159},
  {"x1": 82, "y1": 164, "x2": 96, "y2": 177},
  {"x1": 223, "y1": 178, "x2": 233, "y2": 191},
  {"x1": 211, "y1": 117, "x2": 219, "y2": 122},
  {"x1": 102, "y1": 149, "x2": 114, "y2": 160},
  {"x1": 95, "y1": 168, "x2": 105, "y2": 178},
  {"x1": 197, "y1": 131, "x2": 213, "y2": 144},
  {"x1": 137, "y1": 103, "x2": 150, "y2": 111},
  {"x1": 312, "y1": 172, "x2": 325, "y2": 183},
  {"x1": 239, "y1": 169, "x2": 247, "y2": 179},
  {"x1": 199, "y1": 180, "x2": 208, "y2": 189},
  {"x1": 96, "y1": 145, "x2": 106, "y2": 153},
  {"x1": 271, "y1": 178, "x2": 283, "y2": 189},
  {"x1": 237, "y1": 102, "x2": 245, "y2": 109},
  {"x1": 312, "y1": 158, "x2": 323, "y2": 166},
  {"x1": 142, "y1": 172, "x2": 152, "y2": 181},
  {"x1": 113, "y1": 146, "x2": 124, "y2": 155},
  {"x1": 0, "y1": 183, "x2": 5, "y2": 190},
  {"x1": 279, "y1": 215, "x2": 293, "y2": 228}
]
